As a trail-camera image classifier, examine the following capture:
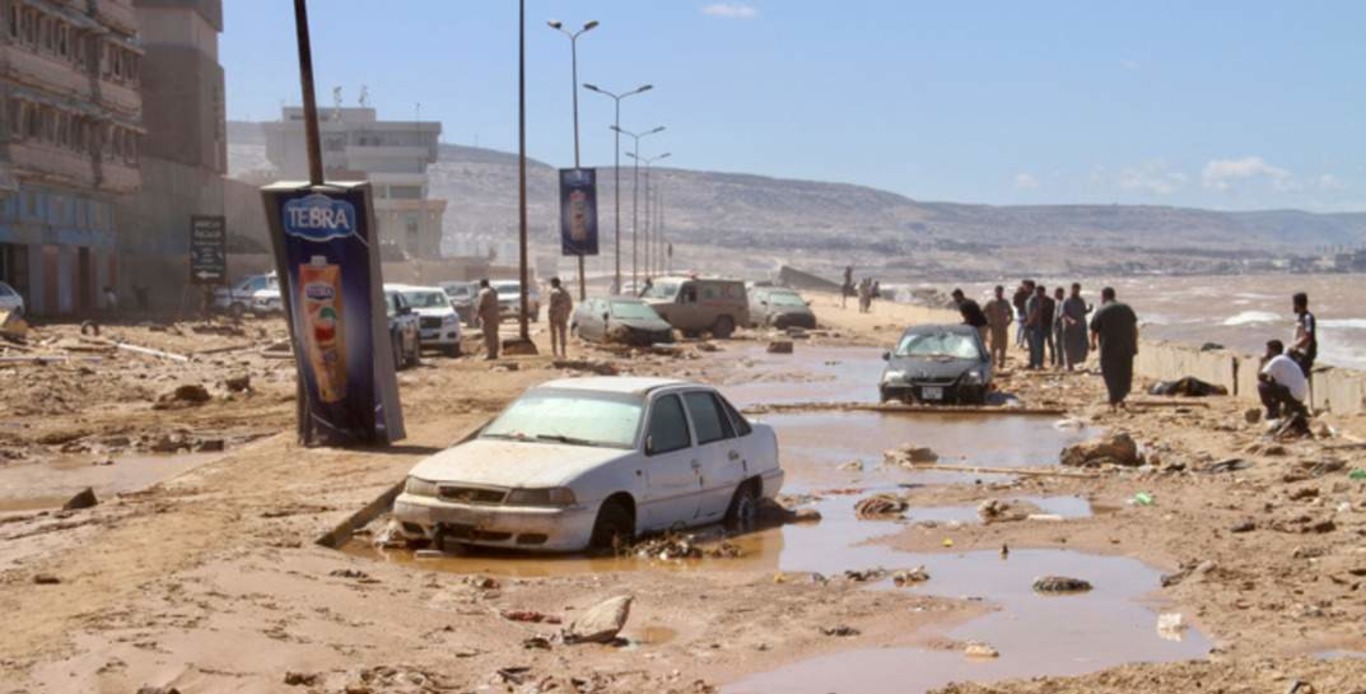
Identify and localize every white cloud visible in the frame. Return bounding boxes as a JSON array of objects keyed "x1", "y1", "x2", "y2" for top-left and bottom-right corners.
[
  {"x1": 702, "y1": 3, "x2": 758, "y2": 19},
  {"x1": 1013, "y1": 173, "x2": 1040, "y2": 190},
  {"x1": 1318, "y1": 174, "x2": 1347, "y2": 191},
  {"x1": 1201, "y1": 156, "x2": 1294, "y2": 192},
  {"x1": 1117, "y1": 160, "x2": 1187, "y2": 196}
]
